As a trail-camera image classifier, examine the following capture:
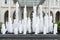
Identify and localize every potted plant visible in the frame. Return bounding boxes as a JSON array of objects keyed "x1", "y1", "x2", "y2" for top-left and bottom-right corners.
[{"x1": 57, "y1": 21, "x2": 60, "y2": 34}]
